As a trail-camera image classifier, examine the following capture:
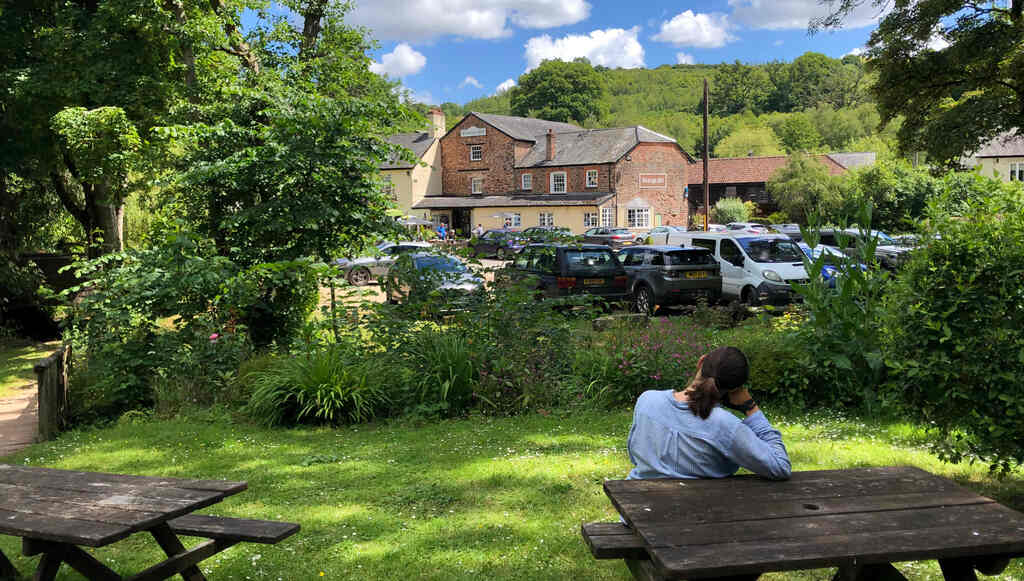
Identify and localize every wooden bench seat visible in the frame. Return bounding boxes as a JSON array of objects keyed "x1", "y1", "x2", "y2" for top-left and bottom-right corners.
[
  {"x1": 167, "y1": 515, "x2": 299, "y2": 544},
  {"x1": 581, "y1": 522, "x2": 648, "y2": 560}
]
